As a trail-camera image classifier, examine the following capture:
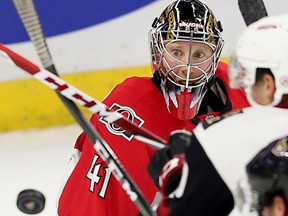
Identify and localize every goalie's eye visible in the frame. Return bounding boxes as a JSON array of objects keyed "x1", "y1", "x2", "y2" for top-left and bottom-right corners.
[
  {"x1": 193, "y1": 51, "x2": 205, "y2": 60},
  {"x1": 171, "y1": 49, "x2": 184, "y2": 58},
  {"x1": 165, "y1": 41, "x2": 213, "y2": 64}
]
